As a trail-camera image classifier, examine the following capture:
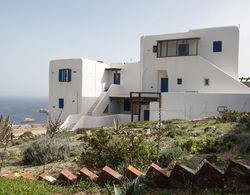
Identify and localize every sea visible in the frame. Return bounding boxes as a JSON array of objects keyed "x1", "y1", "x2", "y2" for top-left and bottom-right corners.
[{"x1": 0, "y1": 97, "x2": 48, "y2": 125}]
